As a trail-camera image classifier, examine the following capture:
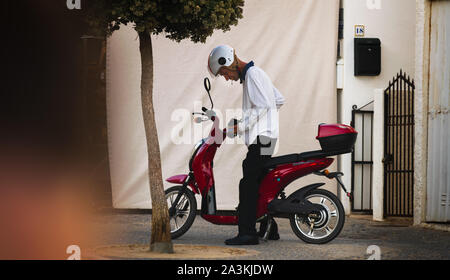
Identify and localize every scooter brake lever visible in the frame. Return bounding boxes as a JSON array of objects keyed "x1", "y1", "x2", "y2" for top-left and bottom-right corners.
[{"x1": 192, "y1": 112, "x2": 206, "y2": 116}]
